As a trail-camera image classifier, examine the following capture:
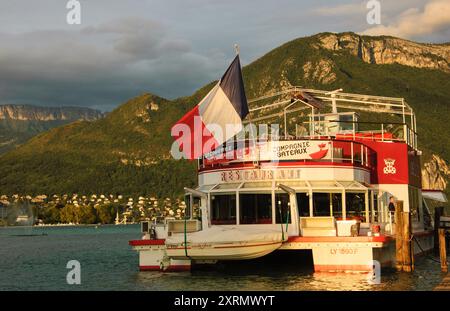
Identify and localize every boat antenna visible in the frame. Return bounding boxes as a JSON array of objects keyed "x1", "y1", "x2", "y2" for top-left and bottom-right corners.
[
  {"x1": 325, "y1": 88, "x2": 343, "y2": 114},
  {"x1": 234, "y1": 44, "x2": 240, "y2": 55}
]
